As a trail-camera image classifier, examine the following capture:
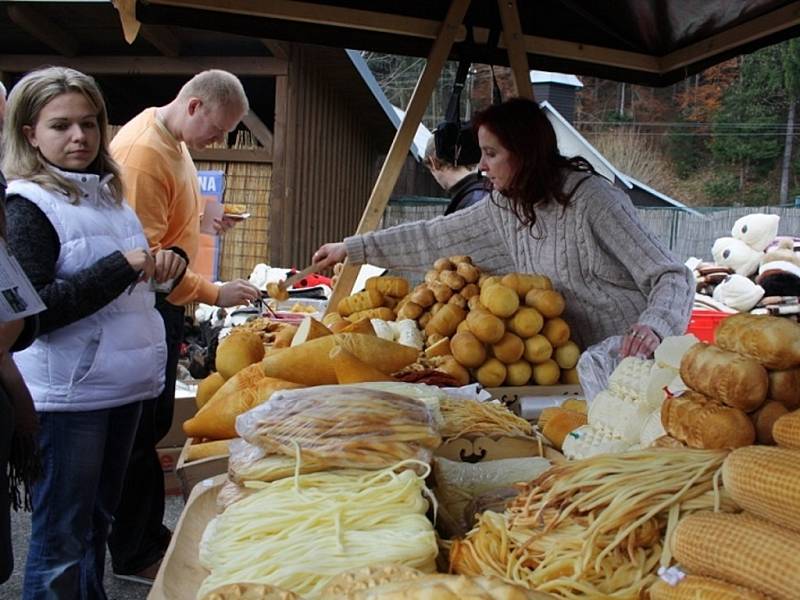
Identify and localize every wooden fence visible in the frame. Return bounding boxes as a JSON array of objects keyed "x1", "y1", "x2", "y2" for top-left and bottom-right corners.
[{"x1": 382, "y1": 199, "x2": 800, "y2": 262}]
